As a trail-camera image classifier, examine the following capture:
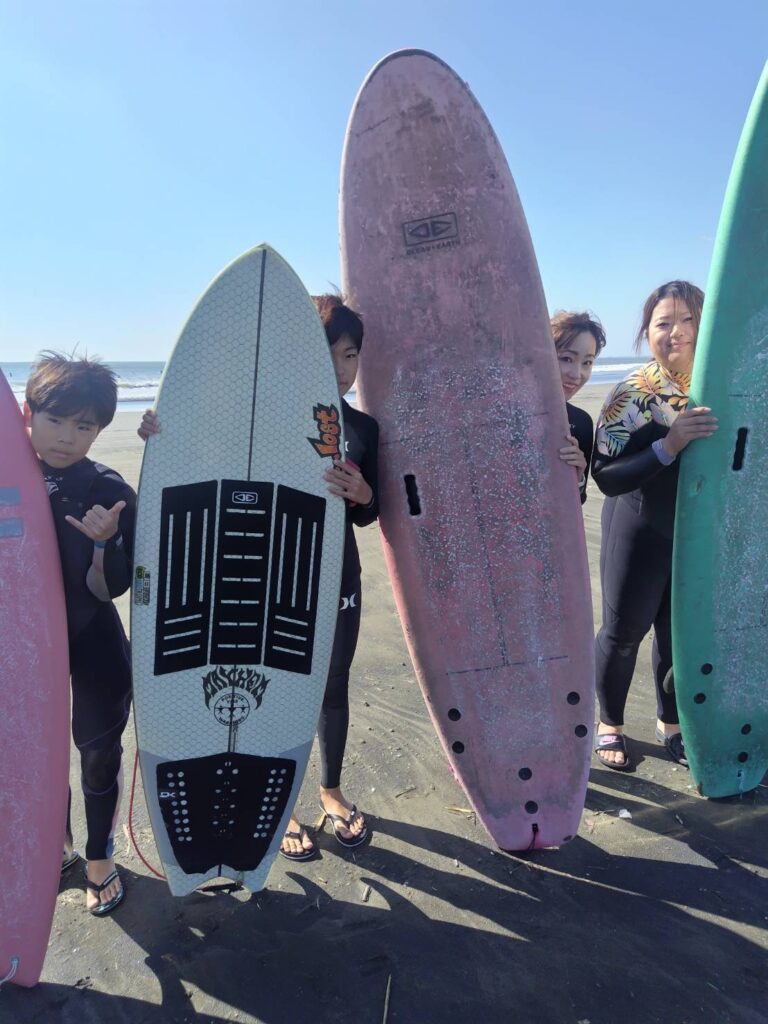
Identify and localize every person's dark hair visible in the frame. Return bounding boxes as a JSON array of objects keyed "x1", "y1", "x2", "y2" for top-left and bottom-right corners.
[
  {"x1": 634, "y1": 280, "x2": 704, "y2": 353},
  {"x1": 26, "y1": 351, "x2": 118, "y2": 428},
  {"x1": 550, "y1": 310, "x2": 606, "y2": 355},
  {"x1": 313, "y1": 293, "x2": 364, "y2": 351}
]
